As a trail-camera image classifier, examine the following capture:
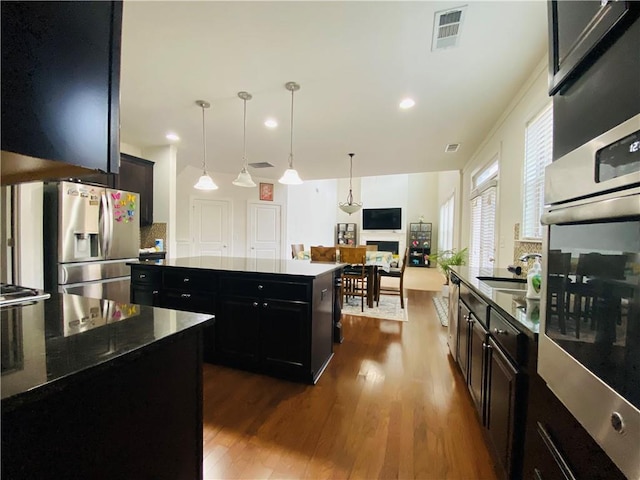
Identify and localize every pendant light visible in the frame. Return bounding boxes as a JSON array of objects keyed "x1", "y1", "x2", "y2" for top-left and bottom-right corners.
[
  {"x1": 194, "y1": 100, "x2": 218, "y2": 191},
  {"x1": 339, "y1": 153, "x2": 363, "y2": 215},
  {"x1": 278, "y1": 81, "x2": 303, "y2": 185},
  {"x1": 232, "y1": 91, "x2": 257, "y2": 187}
]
